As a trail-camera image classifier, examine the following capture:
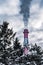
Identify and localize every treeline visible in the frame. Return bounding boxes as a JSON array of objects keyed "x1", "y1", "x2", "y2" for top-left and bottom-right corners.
[{"x1": 0, "y1": 22, "x2": 43, "y2": 65}]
